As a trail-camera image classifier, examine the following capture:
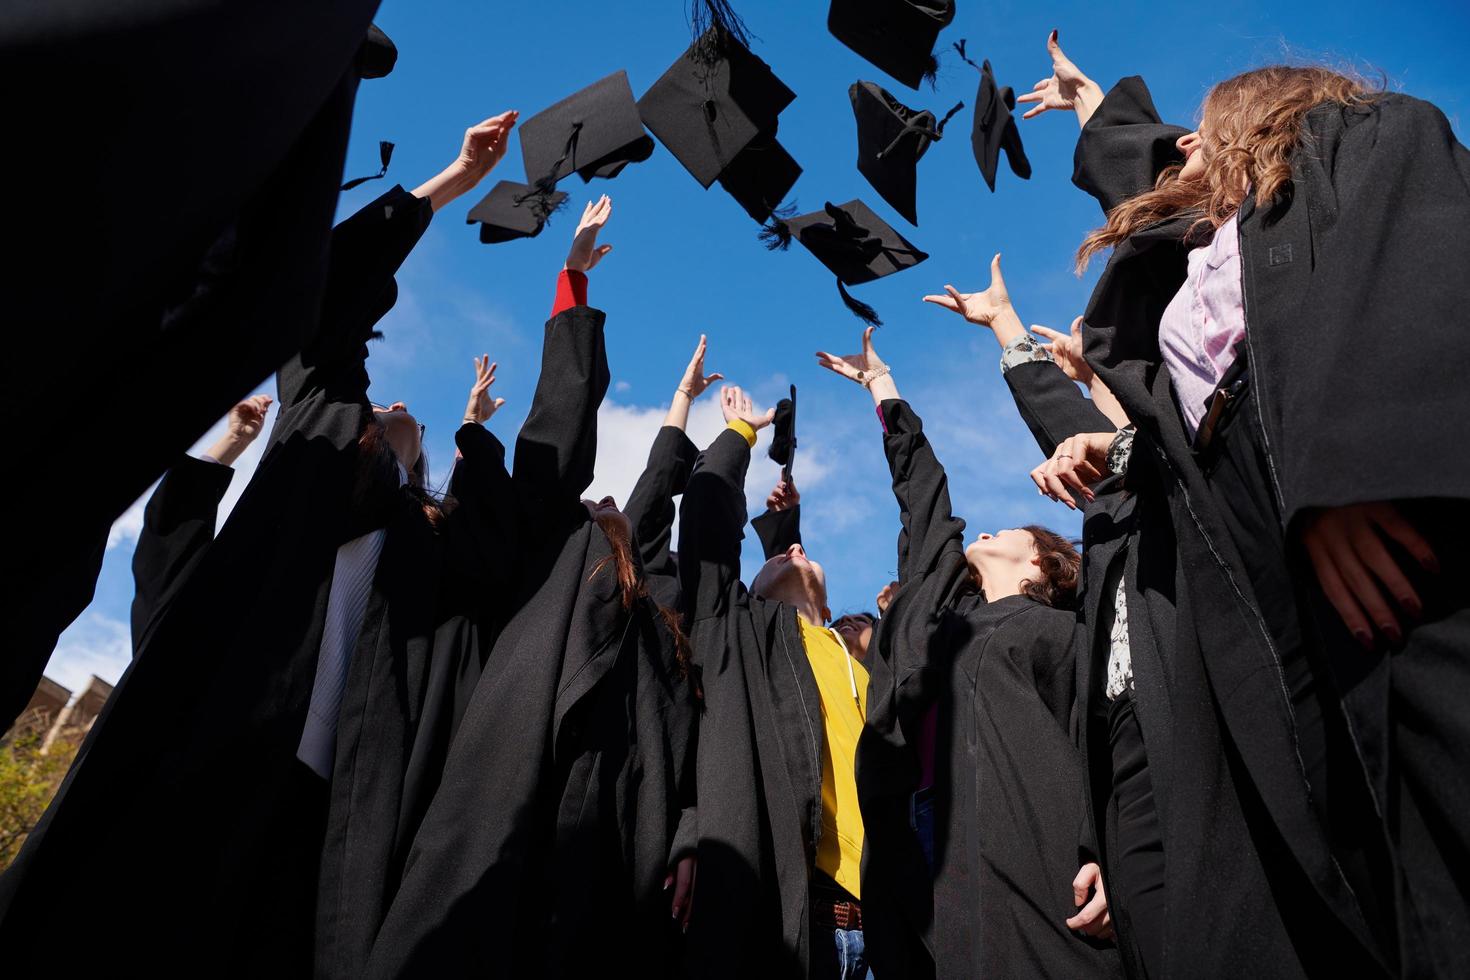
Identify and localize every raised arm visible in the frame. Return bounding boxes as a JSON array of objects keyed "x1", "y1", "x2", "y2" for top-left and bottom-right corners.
[
  {"x1": 678, "y1": 386, "x2": 773, "y2": 622},
  {"x1": 278, "y1": 112, "x2": 517, "y2": 411},
  {"x1": 924, "y1": 255, "x2": 1119, "y2": 456},
  {"x1": 1072, "y1": 77, "x2": 1190, "y2": 215},
  {"x1": 817, "y1": 328, "x2": 965, "y2": 585},
  {"x1": 443, "y1": 357, "x2": 517, "y2": 595},
  {"x1": 623, "y1": 336, "x2": 721, "y2": 576},
  {"x1": 751, "y1": 478, "x2": 802, "y2": 560},
  {"x1": 131, "y1": 395, "x2": 270, "y2": 652},
  {"x1": 512, "y1": 197, "x2": 614, "y2": 522}
]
